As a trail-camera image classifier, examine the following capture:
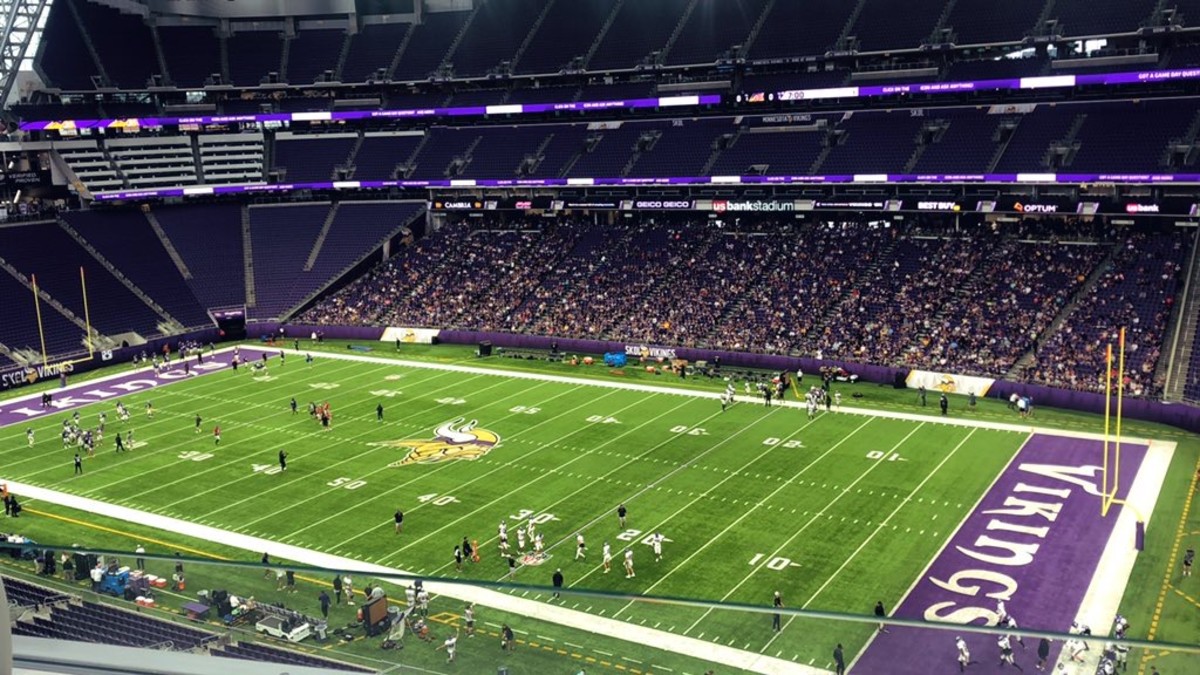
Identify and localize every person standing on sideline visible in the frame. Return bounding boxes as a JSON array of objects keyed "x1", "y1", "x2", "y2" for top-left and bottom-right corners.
[
  {"x1": 552, "y1": 568, "x2": 564, "y2": 599},
  {"x1": 501, "y1": 623, "x2": 515, "y2": 651},
  {"x1": 1035, "y1": 637, "x2": 1051, "y2": 671},
  {"x1": 875, "y1": 600, "x2": 889, "y2": 633},
  {"x1": 454, "y1": 545, "x2": 463, "y2": 572},
  {"x1": 833, "y1": 643, "x2": 846, "y2": 675},
  {"x1": 940, "y1": 392, "x2": 949, "y2": 416},
  {"x1": 319, "y1": 590, "x2": 331, "y2": 619},
  {"x1": 73, "y1": 453, "x2": 83, "y2": 475},
  {"x1": 394, "y1": 509, "x2": 404, "y2": 534},
  {"x1": 135, "y1": 545, "x2": 146, "y2": 571},
  {"x1": 919, "y1": 384, "x2": 927, "y2": 406},
  {"x1": 332, "y1": 574, "x2": 343, "y2": 604},
  {"x1": 617, "y1": 503, "x2": 627, "y2": 529},
  {"x1": 772, "y1": 591, "x2": 783, "y2": 631},
  {"x1": 464, "y1": 603, "x2": 475, "y2": 636},
  {"x1": 261, "y1": 552, "x2": 272, "y2": 578},
  {"x1": 278, "y1": 450, "x2": 288, "y2": 471},
  {"x1": 376, "y1": 403, "x2": 384, "y2": 422}
]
